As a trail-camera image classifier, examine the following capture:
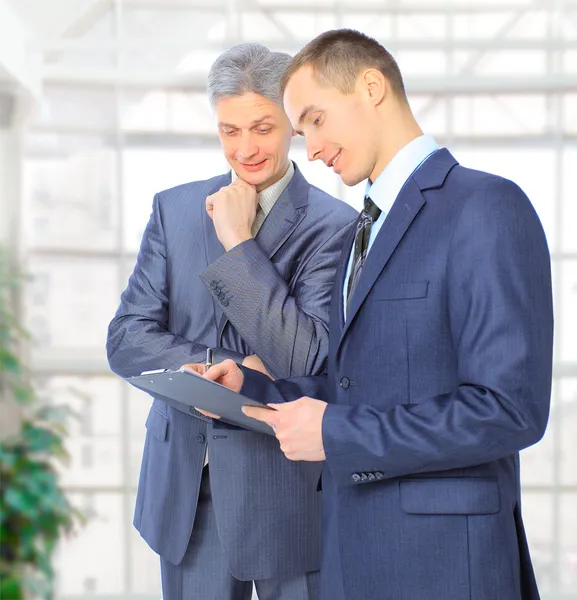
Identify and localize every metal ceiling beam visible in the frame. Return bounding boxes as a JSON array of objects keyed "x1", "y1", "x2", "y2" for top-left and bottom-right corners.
[
  {"x1": 45, "y1": 0, "x2": 115, "y2": 64},
  {"x1": 40, "y1": 67, "x2": 577, "y2": 94},
  {"x1": 0, "y1": 0, "x2": 41, "y2": 98},
  {"x1": 119, "y1": 0, "x2": 577, "y2": 16},
  {"x1": 32, "y1": 37, "x2": 577, "y2": 52}
]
